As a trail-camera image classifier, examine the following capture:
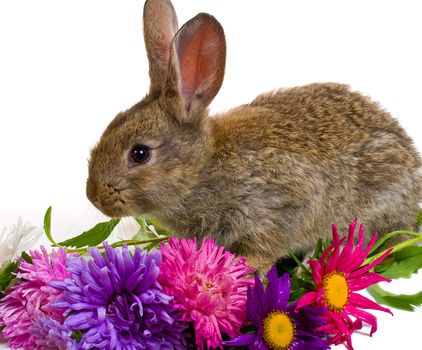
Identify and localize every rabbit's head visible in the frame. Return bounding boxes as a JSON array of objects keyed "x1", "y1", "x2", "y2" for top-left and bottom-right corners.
[{"x1": 87, "y1": 0, "x2": 226, "y2": 218}]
